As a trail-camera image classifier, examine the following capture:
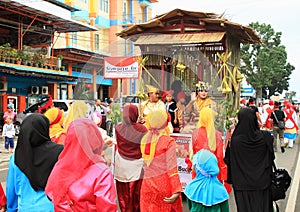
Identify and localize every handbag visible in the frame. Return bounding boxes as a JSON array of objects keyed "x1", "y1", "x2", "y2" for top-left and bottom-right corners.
[
  {"x1": 271, "y1": 161, "x2": 291, "y2": 201},
  {"x1": 272, "y1": 112, "x2": 285, "y2": 129}
]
